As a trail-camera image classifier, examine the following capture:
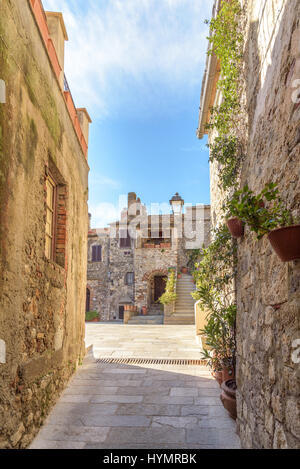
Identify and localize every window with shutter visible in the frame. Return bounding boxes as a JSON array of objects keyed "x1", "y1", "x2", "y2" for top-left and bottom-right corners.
[
  {"x1": 92, "y1": 245, "x2": 102, "y2": 262},
  {"x1": 120, "y1": 229, "x2": 131, "y2": 248},
  {"x1": 125, "y1": 272, "x2": 134, "y2": 285},
  {"x1": 45, "y1": 174, "x2": 56, "y2": 260}
]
